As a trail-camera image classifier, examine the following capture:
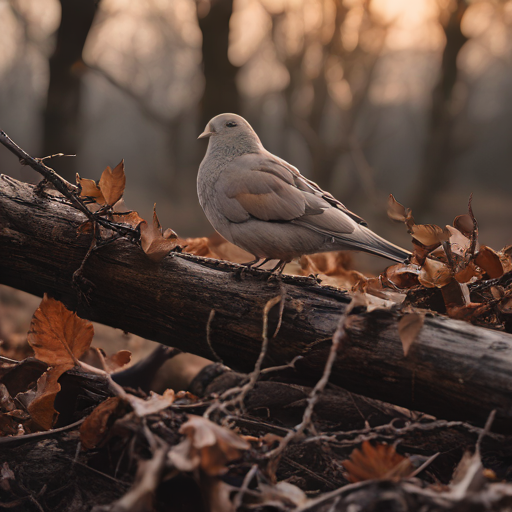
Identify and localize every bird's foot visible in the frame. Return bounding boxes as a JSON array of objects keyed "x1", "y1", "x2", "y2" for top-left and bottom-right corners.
[{"x1": 266, "y1": 260, "x2": 288, "y2": 281}]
